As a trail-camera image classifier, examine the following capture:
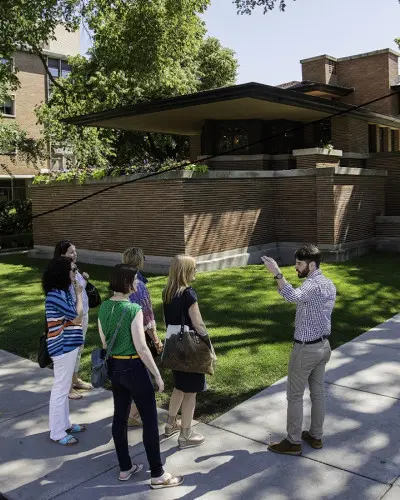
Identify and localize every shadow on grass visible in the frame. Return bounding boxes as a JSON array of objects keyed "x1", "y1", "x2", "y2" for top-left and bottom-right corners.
[{"x1": 1, "y1": 252, "x2": 400, "y2": 420}]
